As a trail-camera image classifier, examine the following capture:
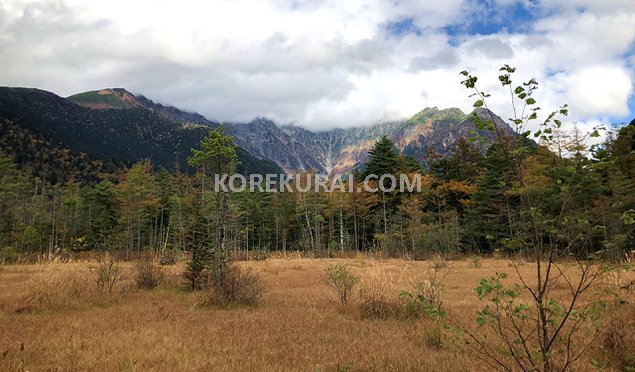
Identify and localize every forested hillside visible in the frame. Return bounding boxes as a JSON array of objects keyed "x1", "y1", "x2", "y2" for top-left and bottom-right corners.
[
  {"x1": 0, "y1": 87, "x2": 281, "y2": 180},
  {"x1": 0, "y1": 118, "x2": 123, "y2": 184}
]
